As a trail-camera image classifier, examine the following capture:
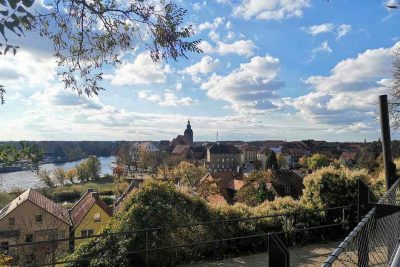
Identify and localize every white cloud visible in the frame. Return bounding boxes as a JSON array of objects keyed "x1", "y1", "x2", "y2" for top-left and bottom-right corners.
[
  {"x1": 138, "y1": 90, "x2": 198, "y2": 107},
  {"x1": 290, "y1": 42, "x2": 400, "y2": 125},
  {"x1": 0, "y1": 51, "x2": 56, "y2": 88},
  {"x1": 311, "y1": 41, "x2": 333, "y2": 54},
  {"x1": 196, "y1": 17, "x2": 224, "y2": 32},
  {"x1": 183, "y1": 56, "x2": 220, "y2": 82},
  {"x1": 233, "y1": 0, "x2": 310, "y2": 20},
  {"x1": 201, "y1": 54, "x2": 283, "y2": 114},
  {"x1": 110, "y1": 52, "x2": 172, "y2": 85},
  {"x1": 337, "y1": 24, "x2": 352, "y2": 40},
  {"x1": 193, "y1": 1, "x2": 206, "y2": 10},
  {"x1": 199, "y1": 39, "x2": 256, "y2": 57},
  {"x1": 302, "y1": 23, "x2": 334, "y2": 36}
]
